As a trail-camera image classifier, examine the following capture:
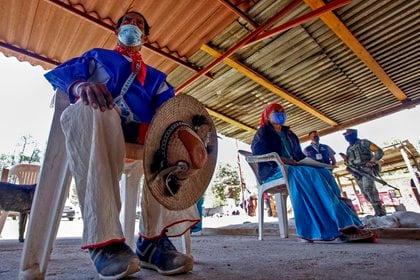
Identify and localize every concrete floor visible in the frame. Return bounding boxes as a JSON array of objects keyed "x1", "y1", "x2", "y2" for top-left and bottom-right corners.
[{"x1": 1, "y1": 231, "x2": 420, "y2": 280}]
